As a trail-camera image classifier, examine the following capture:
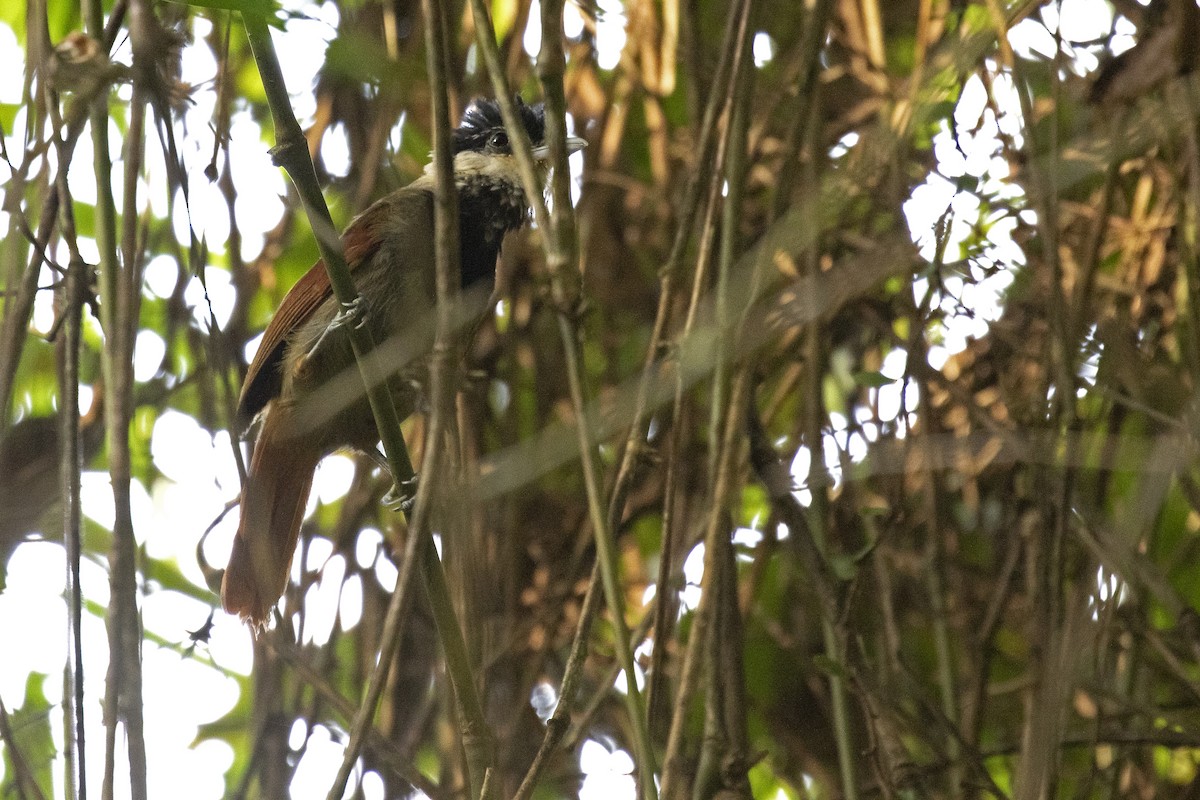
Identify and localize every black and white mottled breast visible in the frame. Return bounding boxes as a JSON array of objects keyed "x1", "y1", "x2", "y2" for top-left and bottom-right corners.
[{"x1": 454, "y1": 151, "x2": 534, "y2": 288}]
